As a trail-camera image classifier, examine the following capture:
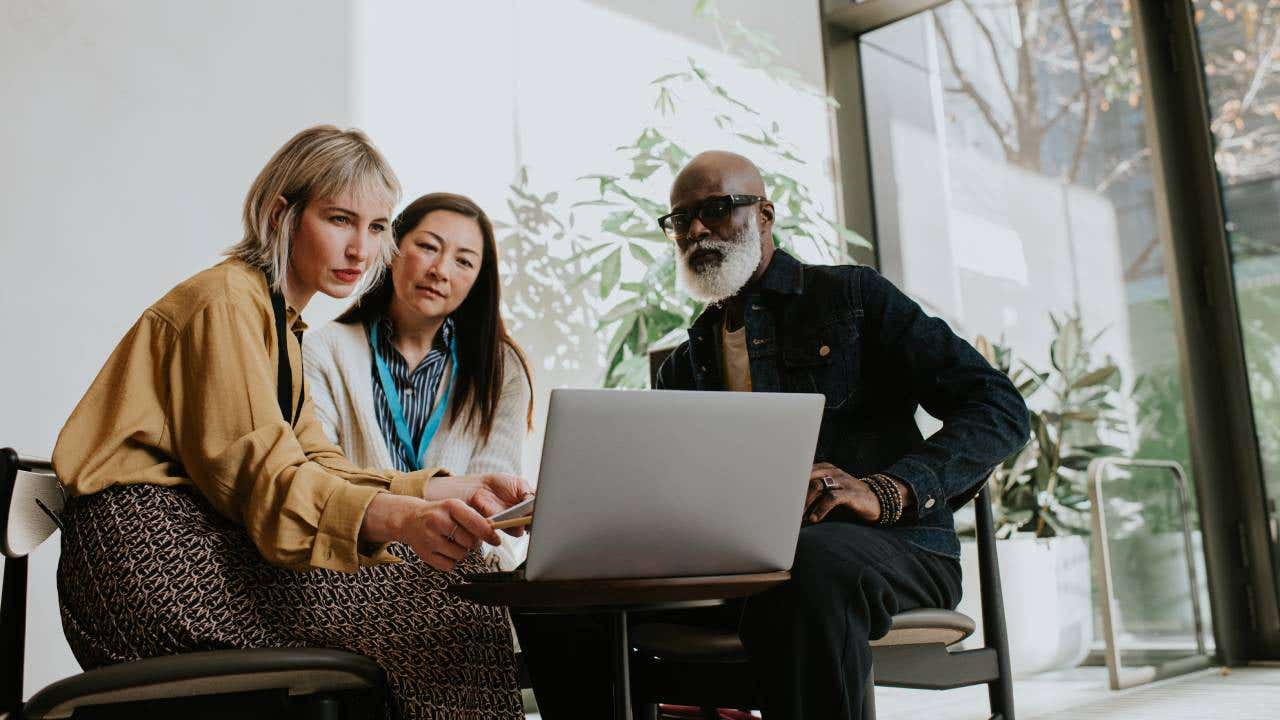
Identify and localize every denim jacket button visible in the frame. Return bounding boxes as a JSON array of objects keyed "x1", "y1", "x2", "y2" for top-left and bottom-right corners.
[
  {"x1": 819, "y1": 345, "x2": 831, "y2": 357},
  {"x1": 752, "y1": 338, "x2": 768, "y2": 346},
  {"x1": 924, "y1": 497, "x2": 936, "y2": 509}
]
